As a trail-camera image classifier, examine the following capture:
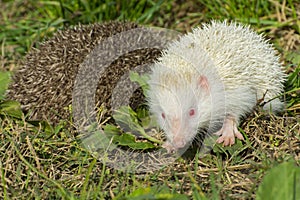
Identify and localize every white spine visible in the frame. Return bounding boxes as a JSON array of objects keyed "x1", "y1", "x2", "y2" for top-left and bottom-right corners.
[{"x1": 147, "y1": 21, "x2": 286, "y2": 147}]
